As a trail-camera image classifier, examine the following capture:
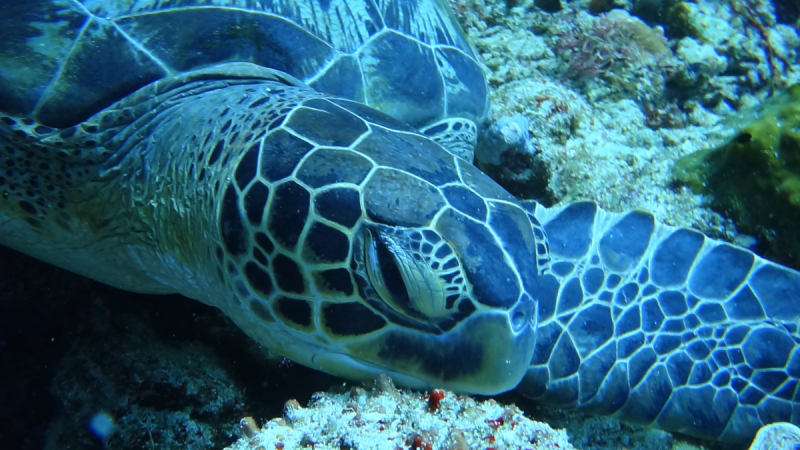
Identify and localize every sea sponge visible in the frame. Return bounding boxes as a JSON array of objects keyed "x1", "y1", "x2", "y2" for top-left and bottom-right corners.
[{"x1": 673, "y1": 84, "x2": 800, "y2": 268}]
